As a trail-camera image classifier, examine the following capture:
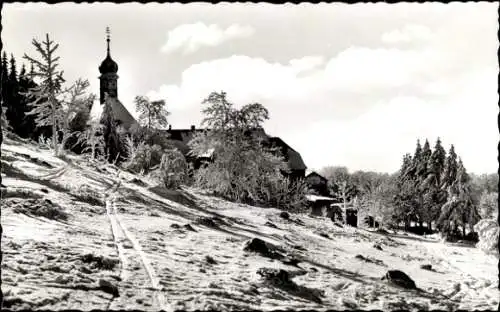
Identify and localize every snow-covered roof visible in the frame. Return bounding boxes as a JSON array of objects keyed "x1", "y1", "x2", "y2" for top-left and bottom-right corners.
[
  {"x1": 305, "y1": 194, "x2": 336, "y2": 202},
  {"x1": 200, "y1": 148, "x2": 215, "y2": 158}
]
